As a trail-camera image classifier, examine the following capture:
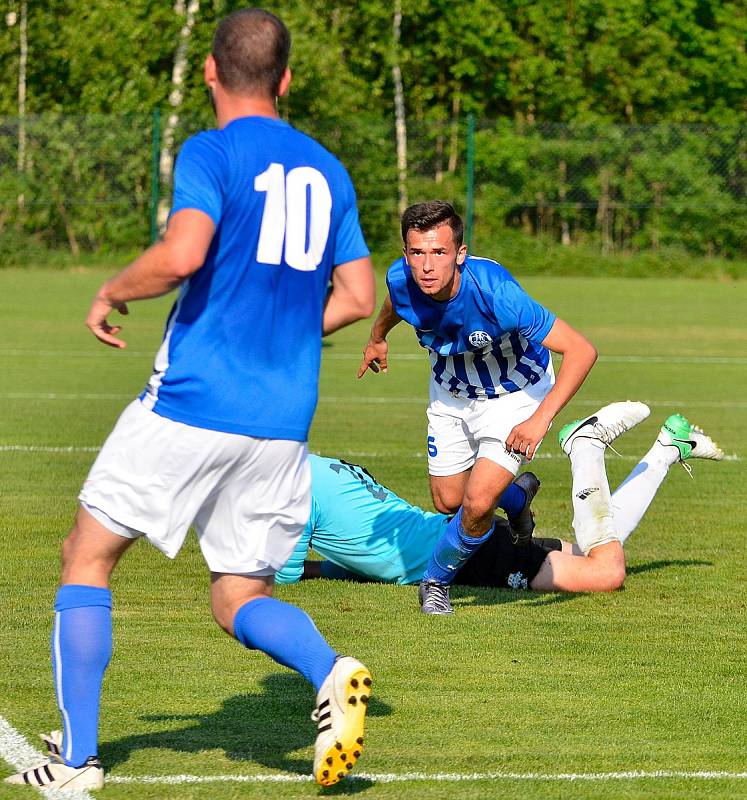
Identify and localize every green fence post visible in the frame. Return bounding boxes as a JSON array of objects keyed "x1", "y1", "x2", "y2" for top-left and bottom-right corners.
[
  {"x1": 150, "y1": 107, "x2": 161, "y2": 244},
  {"x1": 466, "y1": 113, "x2": 475, "y2": 252}
]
